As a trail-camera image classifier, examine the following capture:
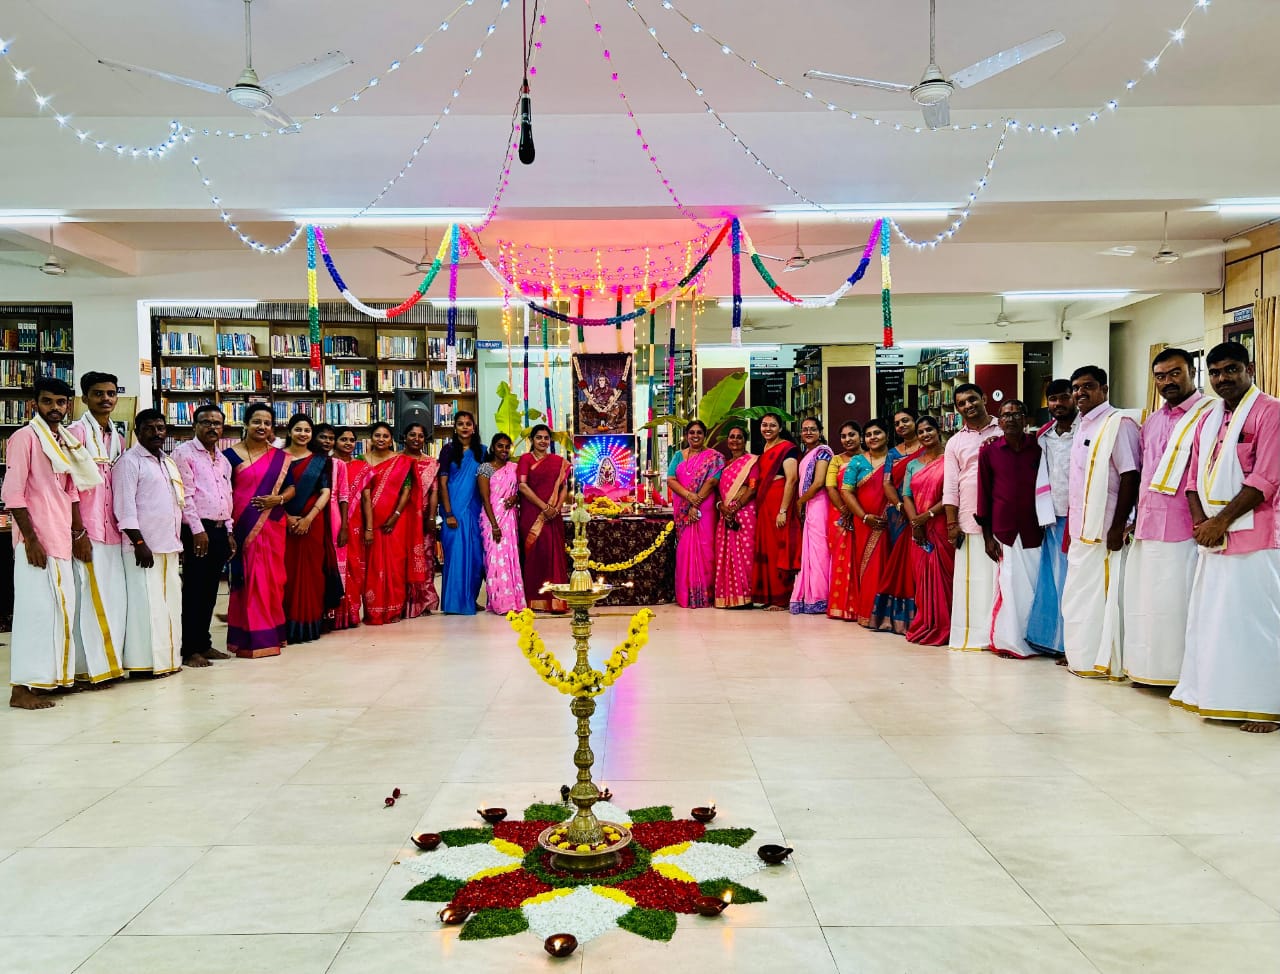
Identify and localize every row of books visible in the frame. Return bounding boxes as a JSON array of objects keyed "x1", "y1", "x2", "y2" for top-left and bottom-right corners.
[
  {"x1": 376, "y1": 335, "x2": 420, "y2": 359},
  {"x1": 325, "y1": 366, "x2": 367, "y2": 392},
  {"x1": 427, "y1": 336, "x2": 476, "y2": 359},
  {"x1": 428, "y1": 368, "x2": 476, "y2": 393},
  {"x1": 160, "y1": 332, "x2": 205, "y2": 356},
  {"x1": 0, "y1": 360, "x2": 37, "y2": 389},
  {"x1": 0, "y1": 400, "x2": 32, "y2": 424},
  {"x1": 270, "y1": 334, "x2": 311, "y2": 358},
  {"x1": 323, "y1": 335, "x2": 361, "y2": 357},
  {"x1": 0, "y1": 325, "x2": 38, "y2": 352},
  {"x1": 42, "y1": 328, "x2": 73, "y2": 353},
  {"x1": 324, "y1": 399, "x2": 374, "y2": 426},
  {"x1": 40, "y1": 362, "x2": 74, "y2": 384},
  {"x1": 217, "y1": 333, "x2": 260, "y2": 357},
  {"x1": 218, "y1": 368, "x2": 269, "y2": 393},
  {"x1": 271, "y1": 368, "x2": 313, "y2": 393},
  {"x1": 160, "y1": 366, "x2": 214, "y2": 391}
]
